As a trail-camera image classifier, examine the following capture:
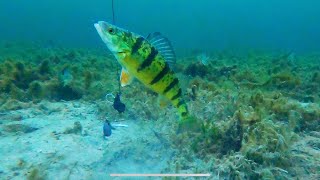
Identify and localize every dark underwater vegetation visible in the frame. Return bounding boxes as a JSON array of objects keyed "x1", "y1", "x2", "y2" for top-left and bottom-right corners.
[
  {"x1": 0, "y1": 42, "x2": 319, "y2": 179},
  {"x1": 0, "y1": 0, "x2": 320, "y2": 179}
]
